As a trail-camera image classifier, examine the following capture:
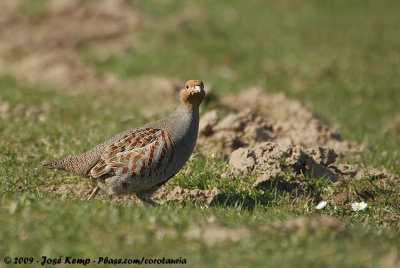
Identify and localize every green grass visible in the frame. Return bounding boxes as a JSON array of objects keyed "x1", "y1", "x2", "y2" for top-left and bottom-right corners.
[
  {"x1": 1, "y1": 76, "x2": 399, "y2": 267},
  {"x1": 1, "y1": 194, "x2": 398, "y2": 267},
  {"x1": 1, "y1": 0, "x2": 400, "y2": 267}
]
